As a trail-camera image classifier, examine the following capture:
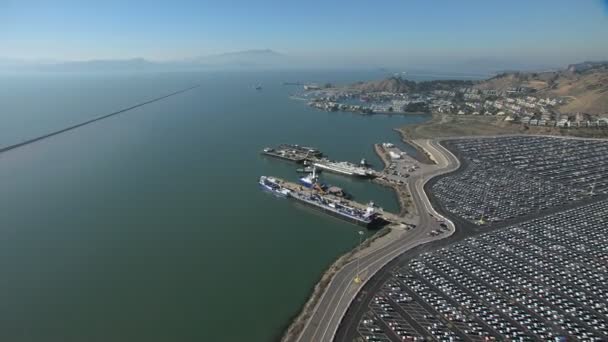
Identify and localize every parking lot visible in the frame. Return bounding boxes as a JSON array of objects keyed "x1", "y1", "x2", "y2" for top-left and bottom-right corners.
[
  {"x1": 356, "y1": 199, "x2": 608, "y2": 341},
  {"x1": 432, "y1": 136, "x2": 608, "y2": 225},
  {"x1": 375, "y1": 143, "x2": 423, "y2": 185}
]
